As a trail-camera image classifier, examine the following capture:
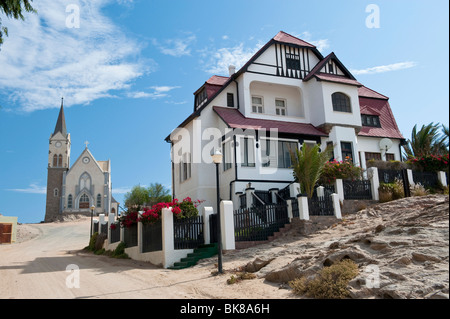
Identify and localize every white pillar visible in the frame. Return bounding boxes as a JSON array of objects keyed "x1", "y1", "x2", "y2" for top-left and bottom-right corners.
[
  {"x1": 245, "y1": 187, "x2": 254, "y2": 208},
  {"x1": 297, "y1": 195, "x2": 309, "y2": 221},
  {"x1": 290, "y1": 182, "x2": 300, "y2": 197},
  {"x1": 269, "y1": 188, "x2": 278, "y2": 204},
  {"x1": 437, "y1": 171, "x2": 447, "y2": 187},
  {"x1": 107, "y1": 213, "x2": 115, "y2": 244},
  {"x1": 407, "y1": 169, "x2": 414, "y2": 186},
  {"x1": 98, "y1": 214, "x2": 105, "y2": 234},
  {"x1": 316, "y1": 186, "x2": 325, "y2": 198},
  {"x1": 220, "y1": 200, "x2": 235, "y2": 250},
  {"x1": 161, "y1": 207, "x2": 175, "y2": 268},
  {"x1": 332, "y1": 194, "x2": 342, "y2": 219},
  {"x1": 287, "y1": 199, "x2": 293, "y2": 221},
  {"x1": 368, "y1": 167, "x2": 380, "y2": 201},
  {"x1": 334, "y1": 179, "x2": 344, "y2": 203},
  {"x1": 202, "y1": 206, "x2": 214, "y2": 245}
]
